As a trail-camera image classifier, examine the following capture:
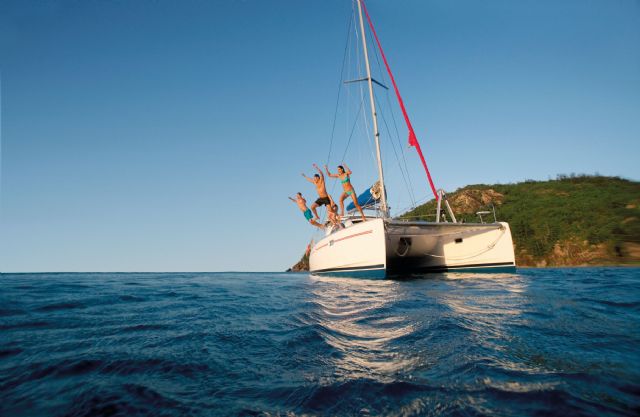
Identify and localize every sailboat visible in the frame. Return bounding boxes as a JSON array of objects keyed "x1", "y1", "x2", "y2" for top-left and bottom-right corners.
[{"x1": 309, "y1": 0, "x2": 516, "y2": 278}]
